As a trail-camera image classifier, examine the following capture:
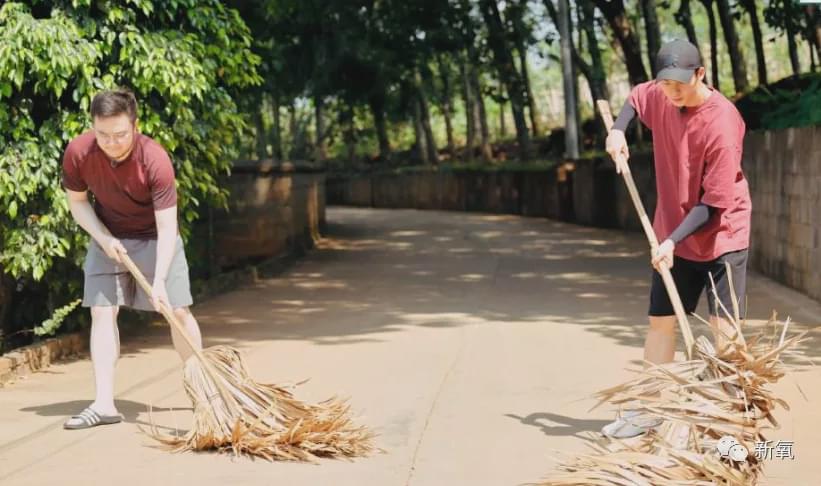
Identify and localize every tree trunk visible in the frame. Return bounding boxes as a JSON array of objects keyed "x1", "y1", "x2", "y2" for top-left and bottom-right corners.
[
  {"x1": 271, "y1": 92, "x2": 283, "y2": 160},
  {"x1": 639, "y1": 0, "x2": 662, "y2": 74},
  {"x1": 511, "y1": 0, "x2": 541, "y2": 137},
  {"x1": 288, "y1": 102, "x2": 298, "y2": 159},
  {"x1": 808, "y1": 5, "x2": 821, "y2": 71},
  {"x1": 438, "y1": 60, "x2": 457, "y2": 160},
  {"x1": 716, "y1": 0, "x2": 749, "y2": 93},
  {"x1": 459, "y1": 0, "x2": 492, "y2": 161},
  {"x1": 675, "y1": 0, "x2": 700, "y2": 49},
  {"x1": 579, "y1": 0, "x2": 611, "y2": 103},
  {"x1": 480, "y1": 0, "x2": 531, "y2": 160},
  {"x1": 518, "y1": 47, "x2": 540, "y2": 138},
  {"x1": 460, "y1": 58, "x2": 476, "y2": 161},
  {"x1": 341, "y1": 104, "x2": 356, "y2": 164},
  {"x1": 472, "y1": 70, "x2": 493, "y2": 160},
  {"x1": 546, "y1": 1, "x2": 609, "y2": 104},
  {"x1": 786, "y1": 20, "x2": 801, "y2": 76},
  {"x1": 701, "y1": 0, "x2": 720, "y2": 90},
  {"x1": 558, "y1": 0, "x2": 579, "y2": 159},
  {"x1": 369, "y1": 93, "x2": 391, "y2": 161},
  {"x1": 812, "y1": 6, "x2": 821, "y2": 70},
  {"x1": 0, "y1": 272, "x2": 14, "y2": 354},
  {"x1": 412, "y1": 96, "x2": 429, "y2": 164},
  {"x1": 738, "y1": 0, "x2": 767, "y2": 85},
  {"x1": 499, "y1": 97, "x2": 507, "y2": 139},
  {"x1": 415, "y1": 71, "x2": 439, "y2": 164},
  {"x1": 592, "y1": 0, "x2": 648, "y2": 85},
  {"x1": 253, "y1": 108, "x2": 267, "y2": 160},
  {"x1": 314, "y1": 95, "x2": 327, "y2": 161},
  {"x1": 734, "y1": 0, "x2": 765, "y2": 85}
]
